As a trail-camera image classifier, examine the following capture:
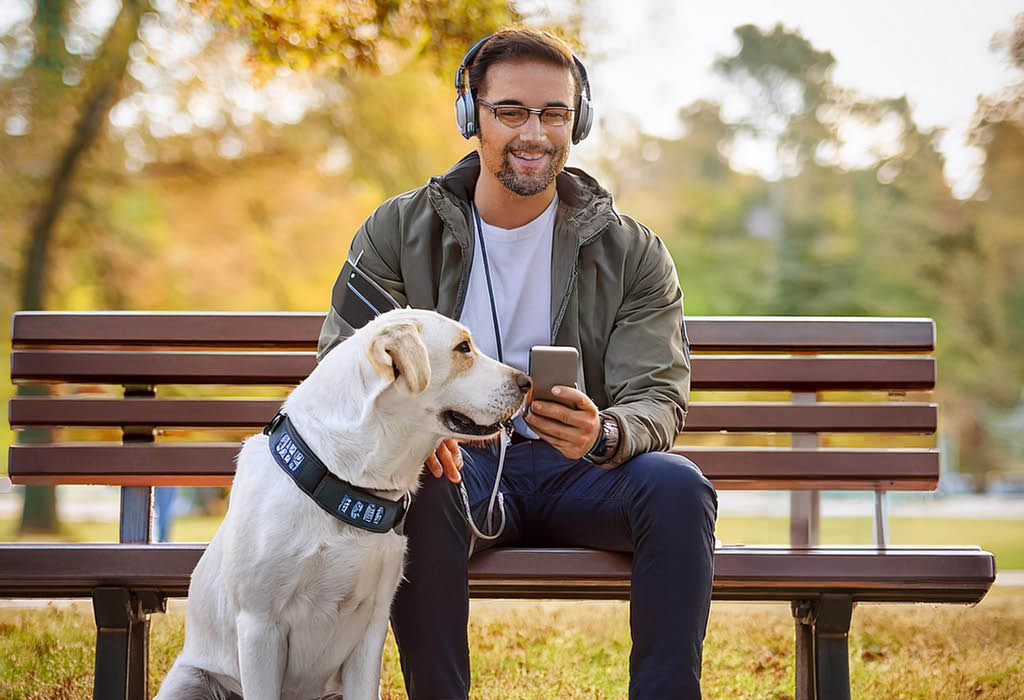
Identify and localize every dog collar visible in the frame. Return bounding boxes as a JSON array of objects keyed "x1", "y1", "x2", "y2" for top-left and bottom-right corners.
[{"x1": 264, "y1": 412, "x2": 411, "y2": 534}]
